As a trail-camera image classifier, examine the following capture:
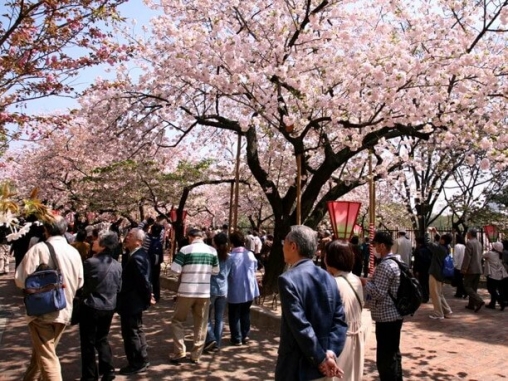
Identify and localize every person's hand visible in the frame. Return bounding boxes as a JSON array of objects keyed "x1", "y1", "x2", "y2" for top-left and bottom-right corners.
[
  {"x1": 360, "y1": 277, "x2": 368, "y2": 286},
  {"x1": 318, "y1": 350, "x2": 344, "y2": 378}
]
